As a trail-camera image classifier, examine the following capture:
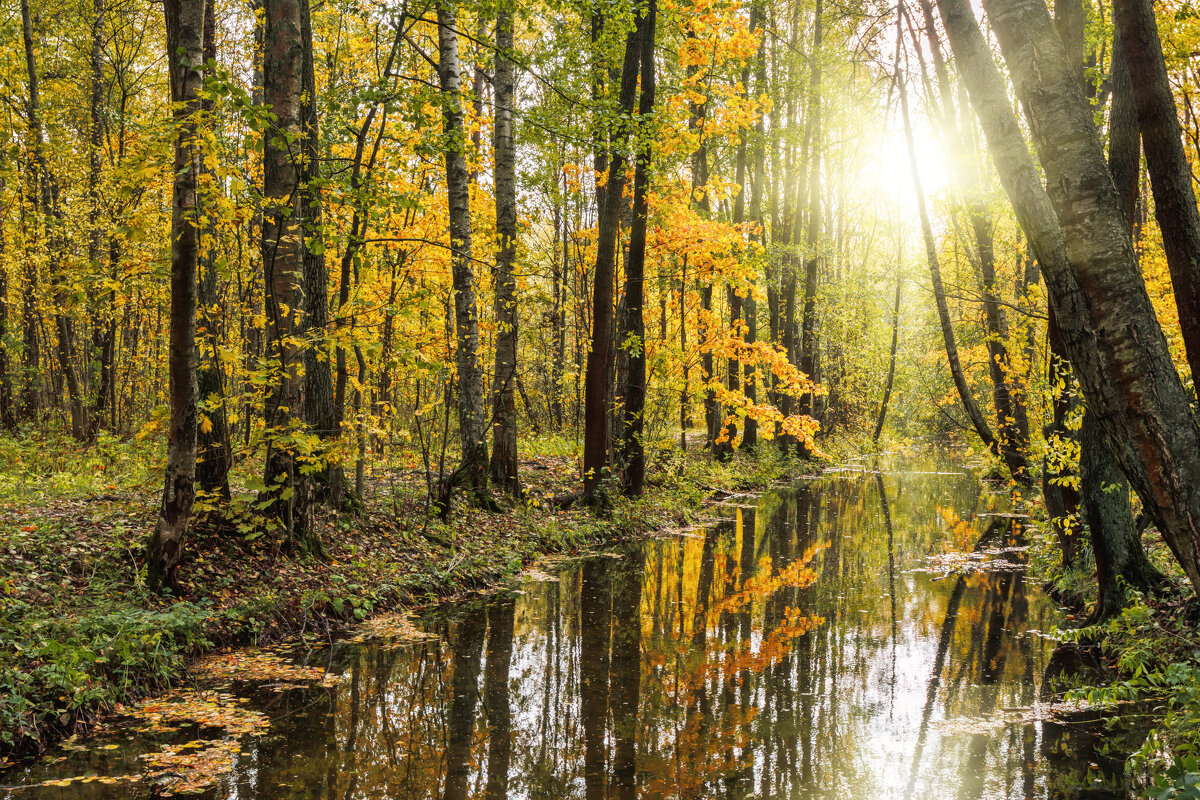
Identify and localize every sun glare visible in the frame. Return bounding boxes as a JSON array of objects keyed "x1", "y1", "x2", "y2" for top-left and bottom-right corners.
[{"x1": 873, "y1": 118, "x2": 952, "y2": 209}]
